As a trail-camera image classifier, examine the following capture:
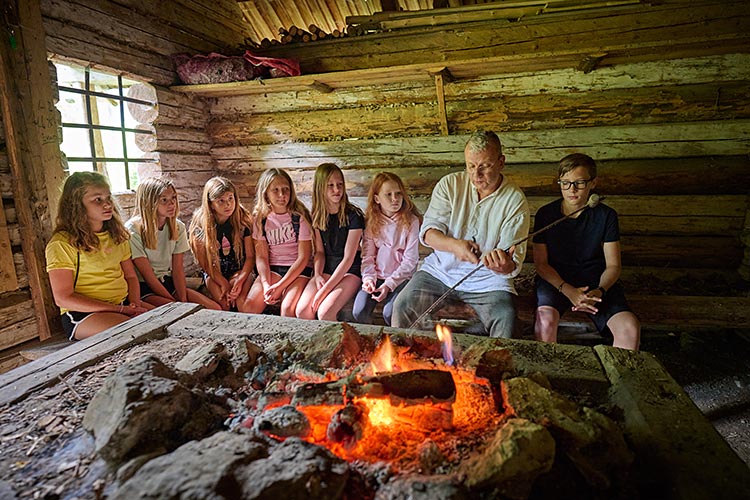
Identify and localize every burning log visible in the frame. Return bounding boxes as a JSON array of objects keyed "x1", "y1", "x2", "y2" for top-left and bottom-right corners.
[
  {"x1": 327, "y1": 403, "x2": 368, "y2": 450},
  {"x1": 353, "y1": 369, "x2": 457, "y2": 404}
]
